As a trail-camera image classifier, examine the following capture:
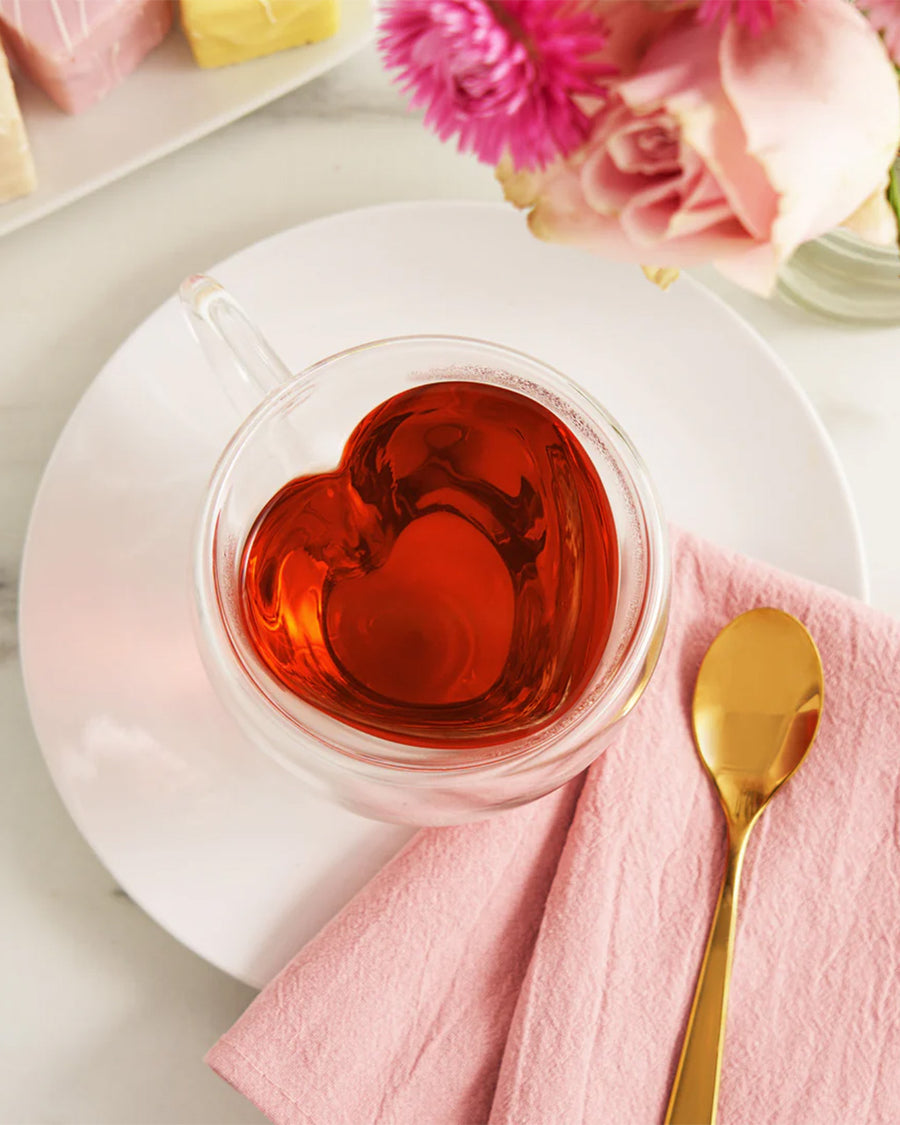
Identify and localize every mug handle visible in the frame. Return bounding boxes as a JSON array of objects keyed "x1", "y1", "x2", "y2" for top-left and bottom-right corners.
[{"x1": 179, "y1": 274, "x2": 295, "y2": 415}]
